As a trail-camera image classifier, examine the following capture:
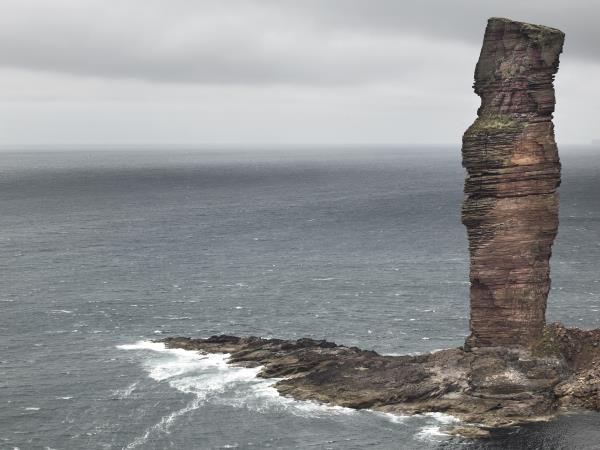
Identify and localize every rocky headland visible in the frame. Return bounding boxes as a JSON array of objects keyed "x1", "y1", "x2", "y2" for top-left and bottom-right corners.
[
  {"x1": 162, "y1": 18, "x2": 600, "y2": 437},
  {"x1": 162, "y1": 324, "x2": 600, "y2": 437}
]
